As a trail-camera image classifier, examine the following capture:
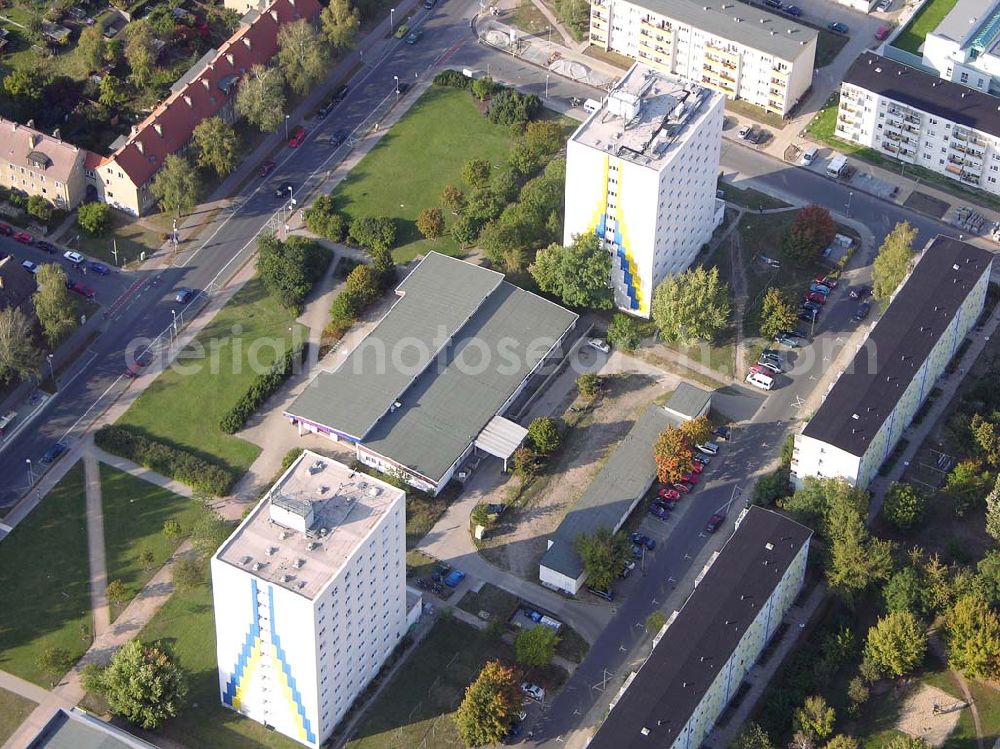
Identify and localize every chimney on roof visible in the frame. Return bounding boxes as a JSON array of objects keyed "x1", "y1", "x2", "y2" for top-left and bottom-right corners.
[
  {"x1": 270, "y1": 9, "x2": 279, "y2": 20},
  {"x1": 153, "y1": 122, "x2": 163, "y2": 137},
  {"x1": 243, "y1": 37, "x2": 251, "y2": 49},
  {"x1": 136, "y1": 140, "x2": 144, "y2": 154},
  {"x1": 184, "y1": 94, "x2": 193, "y2": 107},
  {"x1": 226, "y1": 52, "x2": 235, "y2": 65},
  {"x1": 202, "y1": 78, "x2": 211, "y2": 91}
]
